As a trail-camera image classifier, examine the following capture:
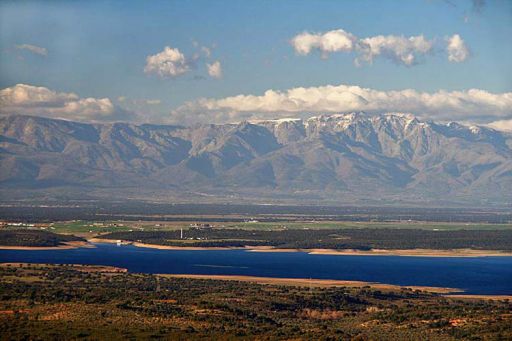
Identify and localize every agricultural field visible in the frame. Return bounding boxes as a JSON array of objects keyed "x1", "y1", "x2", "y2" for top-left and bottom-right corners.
[{"x1": 8, "y1": 219, "x2": 512, "y2": 237}]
